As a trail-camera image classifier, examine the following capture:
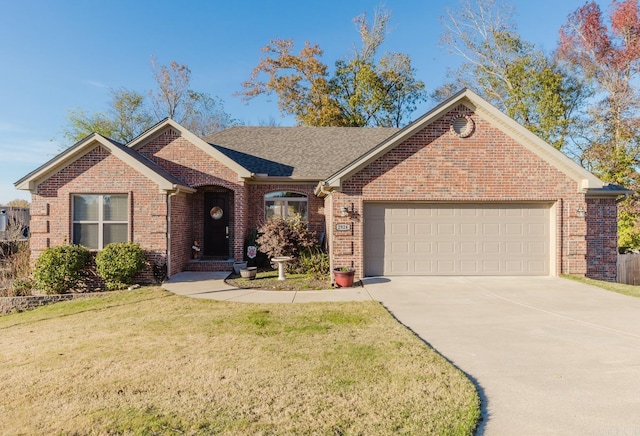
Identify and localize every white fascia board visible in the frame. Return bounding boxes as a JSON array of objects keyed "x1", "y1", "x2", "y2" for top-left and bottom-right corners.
[
  {"x1": 14, "y1": 134, "x2": 194, "y2": 195},
  {"x1": 15, "y1": 134, "x2": 106, "y2": 191},
  {"x1": 470, "y1": 95, "x2": 604, "y2": 191}
]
